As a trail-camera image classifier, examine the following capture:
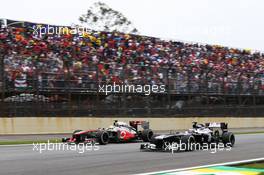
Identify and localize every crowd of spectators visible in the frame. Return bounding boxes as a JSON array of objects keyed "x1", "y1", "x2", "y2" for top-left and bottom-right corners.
[{"x1": 0, "y1": 23, "x2": 264, "y2": 95}]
